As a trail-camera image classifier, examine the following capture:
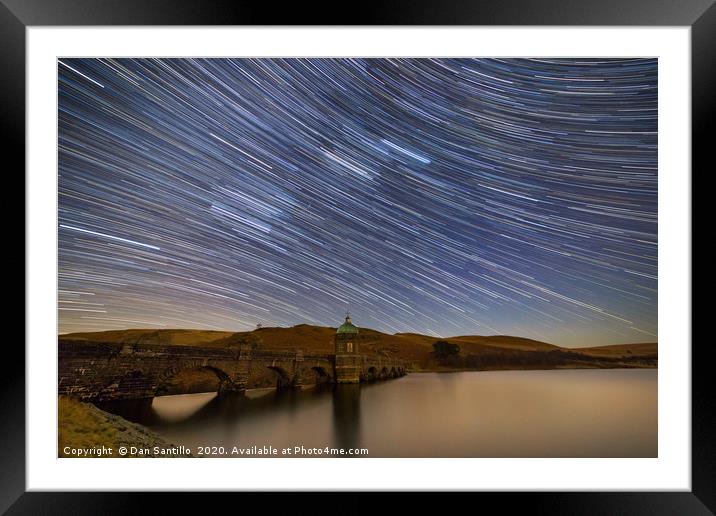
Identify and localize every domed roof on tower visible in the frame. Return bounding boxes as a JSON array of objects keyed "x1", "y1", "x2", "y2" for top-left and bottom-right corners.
[{"x1": 336, "y1": 313, "x2": 359, "y2": 334}]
